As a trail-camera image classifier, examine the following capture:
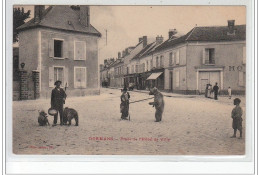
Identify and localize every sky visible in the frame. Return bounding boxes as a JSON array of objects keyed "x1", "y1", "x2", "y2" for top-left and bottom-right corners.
[{"x1": 14, "y1": 5, "x2": 246, "y2": 63}]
